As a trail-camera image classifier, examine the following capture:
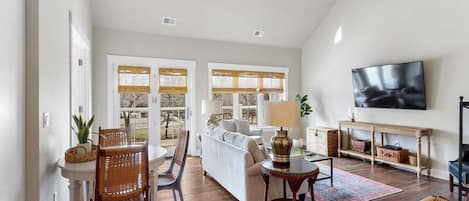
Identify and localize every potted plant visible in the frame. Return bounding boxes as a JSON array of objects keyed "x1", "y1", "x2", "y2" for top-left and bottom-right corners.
[
  {"x1": 72, "y1": 114, "x2": 95, "y2": 152},
  {"x1": 296, "y1": 94, "x2": 313, "y2": 118}
]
